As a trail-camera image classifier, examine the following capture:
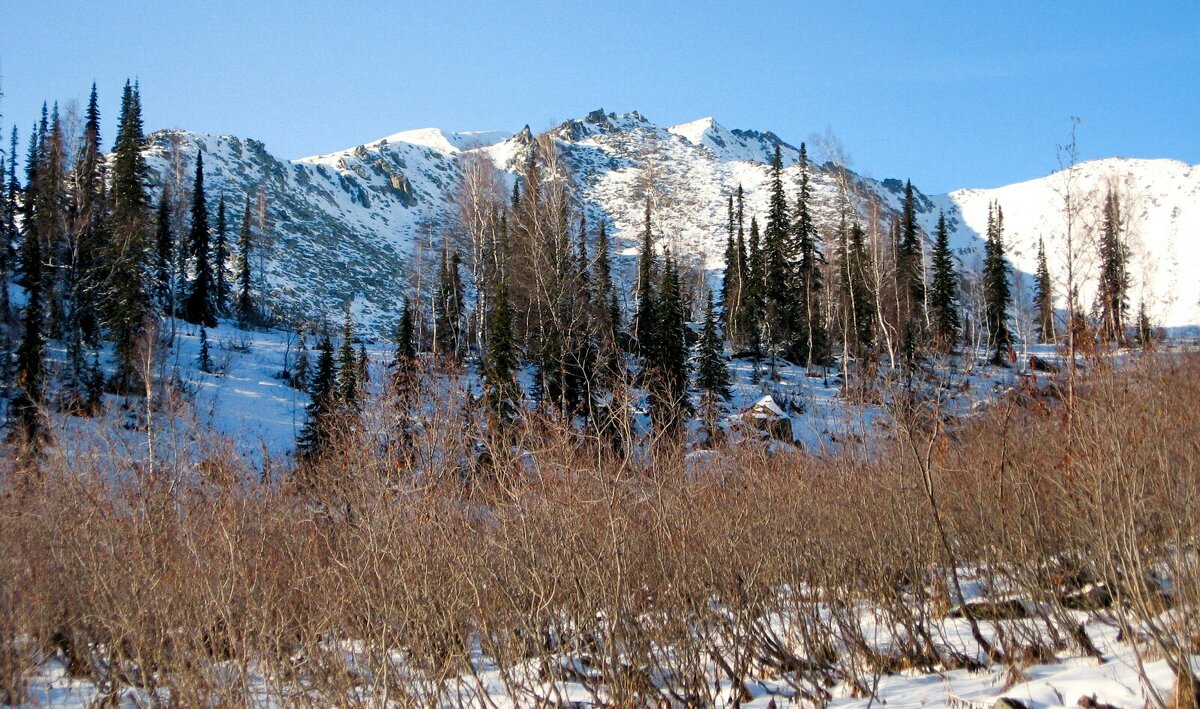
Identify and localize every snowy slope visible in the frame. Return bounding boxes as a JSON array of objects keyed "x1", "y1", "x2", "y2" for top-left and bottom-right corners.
[
  {"x1": 931, "y1": 158, "x2": 1200, "y2": 327},
  {"x1": 136, "y1": 112, "x2": 1199, "y2": 332}
]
